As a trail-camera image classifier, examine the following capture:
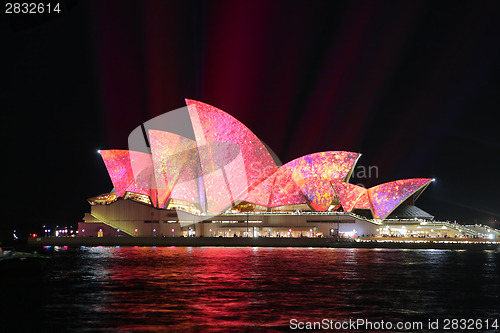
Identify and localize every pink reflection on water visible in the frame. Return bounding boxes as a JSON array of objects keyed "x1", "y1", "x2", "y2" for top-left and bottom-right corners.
[{"x1": 89, "y1": 247, "x2": 373, "y2": 331}]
